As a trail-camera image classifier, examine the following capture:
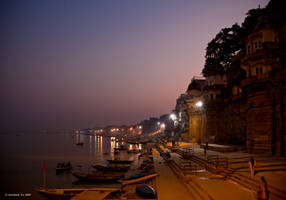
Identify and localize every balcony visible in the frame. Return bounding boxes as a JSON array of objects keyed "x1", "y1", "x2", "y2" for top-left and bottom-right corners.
[{"x1": 240, "y1": 73, "x2": 269, "y2": 88}]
